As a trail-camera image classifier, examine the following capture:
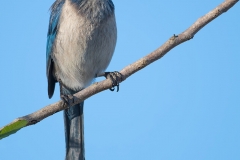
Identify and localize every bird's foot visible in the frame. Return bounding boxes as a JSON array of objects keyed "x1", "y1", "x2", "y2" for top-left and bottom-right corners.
[
  {"x1": 104, "y1": 71, "x2": 123, "y2": 92},
  {"x1": 61, "y1": 94, "x2": 75, "y2": 106},
  {"x1": 58, "y1": 78, "x2": 76, "y2": 106}
]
